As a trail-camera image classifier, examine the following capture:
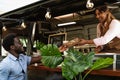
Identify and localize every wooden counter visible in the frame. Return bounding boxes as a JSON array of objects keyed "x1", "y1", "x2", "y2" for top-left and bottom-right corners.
[
  {"x1": 28, "y1": 64, "x2": 64, "y2": 80},
  {"x1": 28, "y1": 53, "x2": 120, "y2": 80},
  {"x1": 28, "y1": 64, "x2": 120, "y2": 77},
  {"x1": 28, "y1": 64, "x2": 61, "y2": 72},
  {"x1": 85, "y1": 69, "x2": 120, "y2": 77}
]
